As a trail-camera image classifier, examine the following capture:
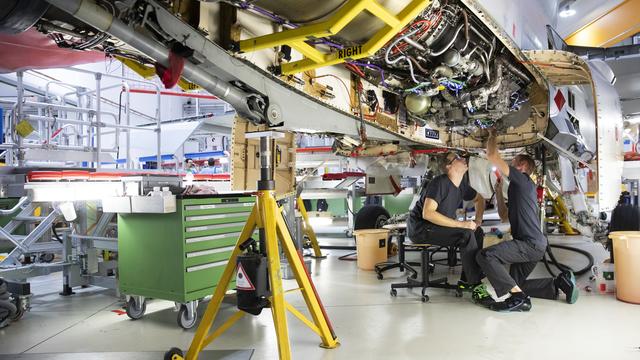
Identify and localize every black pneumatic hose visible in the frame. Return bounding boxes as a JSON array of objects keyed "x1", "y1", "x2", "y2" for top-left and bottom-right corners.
[{"x1": 543, "y1": 244, "x2": 595, "y2": 277}]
